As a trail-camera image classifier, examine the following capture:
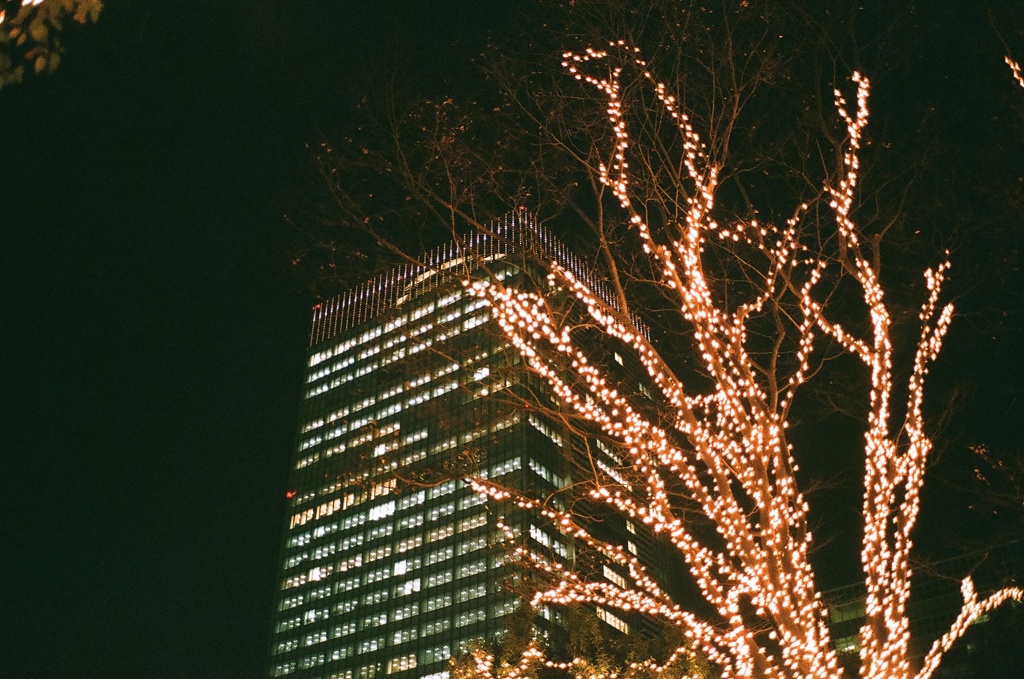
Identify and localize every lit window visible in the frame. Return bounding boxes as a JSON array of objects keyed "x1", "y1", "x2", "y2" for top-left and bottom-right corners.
[
  {"x1": 335, "y1": 621, "x2": 357, "y2": 637},
  {"x1": 427, "y1": 481, "x2": 456, "y2": 499},
  {"x1": 398, "y1": 490, "x2": 426, "y2": 509},
  {"x1": 597, "y1": 606, "x2": 630, "y2": 634},
  {"x1": 426, "y1": 570, "x2": 452, "y2": 588},
  {"x1": 426, "y1": 546, "x2": 453, "y2": 565},
  {"x1": 398, "y1": 513, "x2": 424, "y2": 530},
  {"x1": 420, "y1": 645, "x2": 451, "y2": 665},
  {"x1": 364, "y1": 566, "x2": 390, "y2": 584},
  {"x1": 424, "y1": 594, "x2": 452, "y2": 612},
  {"x1": 456, "y1": 559, "x2": 487, "y2": 579},
  {"x1": 603, "y1": 565, "x2": 627, "y2": 589},
  {"x1": 456, "y1": 583, "x2": 487, "y2": 603},
  {"x1": 492, "y1": 599, "x2": 518, "y2": 618},
  {"x1": 835, "y1": 635, "x2": 860, "y2": 655},
  {"x1": 303, "y1": 629, "x2": 328, "y2": 646},
  {"x1": 396, "y1": 536, "x2": 423, "y2": 553},
  {"x1": 397, "y1": 578, "x2": 421, "y2": 596},
  {"x1": 457, "y1": 513, "x2": 487, "y2": 533},
  {"x1": 421, "y1": 618, "x2": 451, "y2": 637},
  {"x1": 387, "y1": 653, "x2": 417, "y2": 674},
  {"x1": 392, "y1": 603, "x2": 420, "y2": 621},
  {"x1": 368, "y1": 501, "x2": 396, "y2": 521},
  {"x1": 456, "y1": 536, "x2": 486, "y2": 556},
  {"x1": 427, "y1": 524, "x2": 454, "y2": 542},
  {"x1": 392, "y1": 627, "x2": 418, "y2": 645},
  {"x1": 337, "y1": 554, "x2": 362, "y2": 573},
  {"x1": 368, "y1": 524, "x2": 391, "y2": 540},
  {"x1": 427, "y1": 503, "x2": 455, "y2": 522},
  {"x1": 274, "y1": 638, "x2": 299, "y2": 654},
  {"x1": 275, "y1": 616, "x2": 301, "y2": 633},
  {"x1": 358, "y1": 637, "x2": 384, "y2": 654},
  {"x1": 362, "y1": 613, "x2": 387, "y2": 629},
  {"x1": 457, "y1": 608, "x2": 487, "y2": 627},
  {"x1": 362, "y1": 589, "x2": 388, "y2": 605}
]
